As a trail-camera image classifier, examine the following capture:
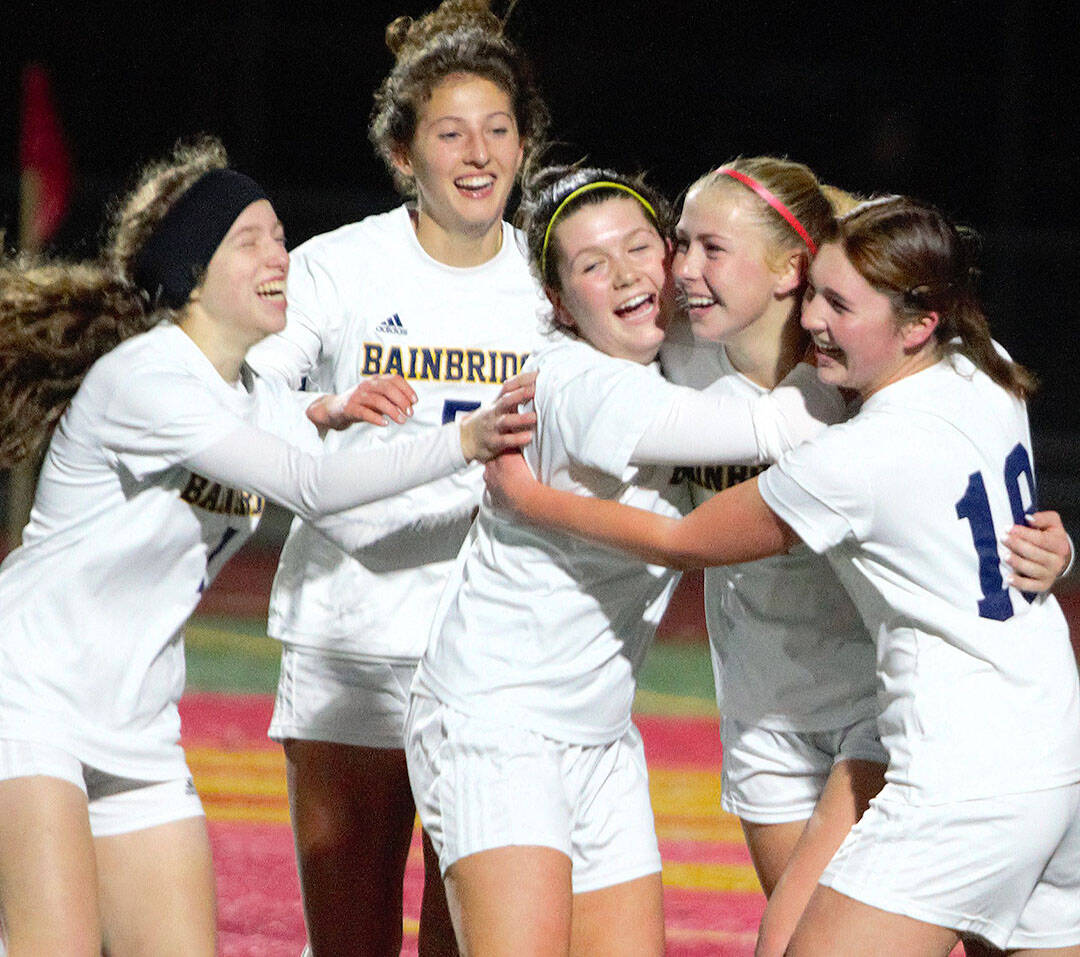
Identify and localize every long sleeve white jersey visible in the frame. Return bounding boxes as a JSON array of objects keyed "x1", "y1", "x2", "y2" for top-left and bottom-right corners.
[
  {"x1": 414, "y1": 336, "x2": 846, "y2": 744},
  {"x1": 246, "y1": 206, "x2": 549, "y2": 661},
  {"x1": 661, "y1": 330, "x2": 878, "y2": 731},
  {"x1": 0, "y1": 323, "x2": 469, "y2": 780}
]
